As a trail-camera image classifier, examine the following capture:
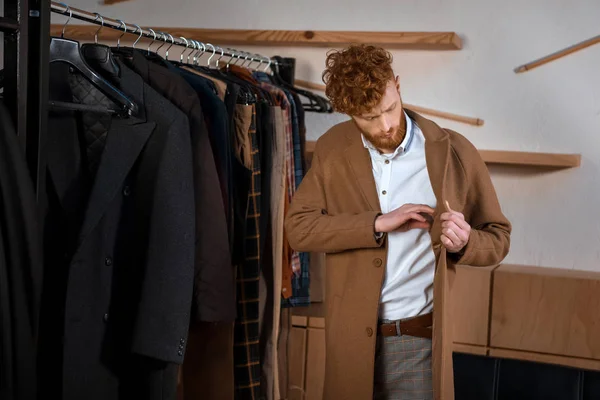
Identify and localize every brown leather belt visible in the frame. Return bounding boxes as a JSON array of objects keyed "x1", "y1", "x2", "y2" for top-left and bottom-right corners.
[{"x1": 378, "y1": 312, "x2": 433, "y2": 339}]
